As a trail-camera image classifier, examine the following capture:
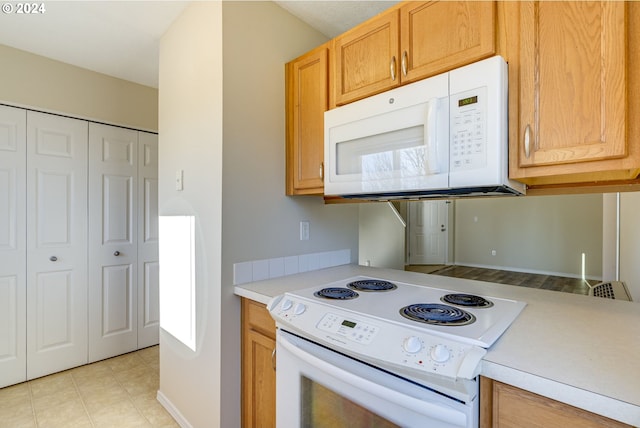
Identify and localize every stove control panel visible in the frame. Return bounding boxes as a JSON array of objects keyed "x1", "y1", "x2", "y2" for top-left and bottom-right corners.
[
  {"x1": 317, "y1": 313, "x2": 379, "y2": 345},
  {"x1": 269, "y1": 295, "x2": 487, "y2": 380}
]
